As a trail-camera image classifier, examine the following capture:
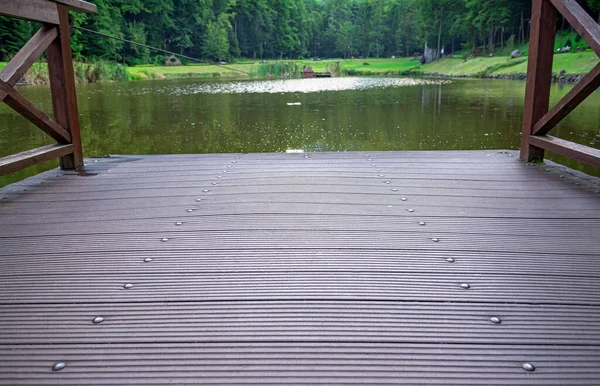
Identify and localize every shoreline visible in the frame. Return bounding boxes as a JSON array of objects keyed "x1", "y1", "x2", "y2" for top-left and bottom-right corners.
[{"x1": 418, "y1": 72, "x2": 585, "y2": 83}]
